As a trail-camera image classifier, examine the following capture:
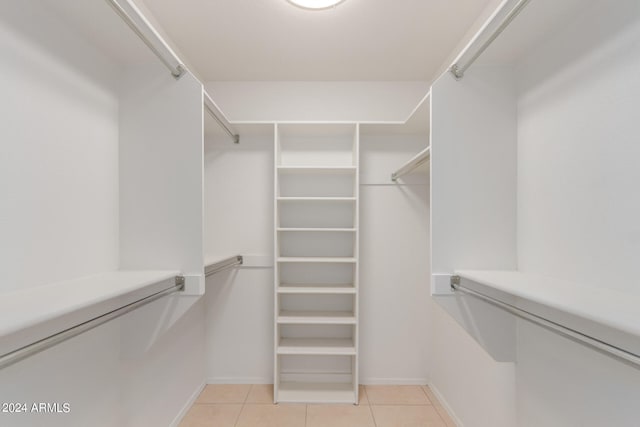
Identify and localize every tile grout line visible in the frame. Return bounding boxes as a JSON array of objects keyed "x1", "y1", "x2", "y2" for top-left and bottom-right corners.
[
  {"x1": 420, "y1": 385, "x2": 450, "y2": 425},
  {"x1": 366, "y1": 403, "x2": 436, "y2": 406},
  {"x1": 363, "y1": 386, "x2": 379, "y2": 427},
  {"x1": 233, "y1": 384, "x2": 252, "y2": 427},
  {"x1": 304, "y1": 403, "x2": 308, "y2": 427},
  {"x1": 243, "y1": 385, "x2": 251, "y2": 404},
  {"x1": 419, "y1": 384, "x2": 432, "y2": 404}
]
